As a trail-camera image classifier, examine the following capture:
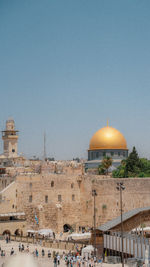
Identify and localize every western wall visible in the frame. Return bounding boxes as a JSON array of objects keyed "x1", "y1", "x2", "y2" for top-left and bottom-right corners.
[{"x1": 0, "y1": 171, "x2": 150, "y2": 235}]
